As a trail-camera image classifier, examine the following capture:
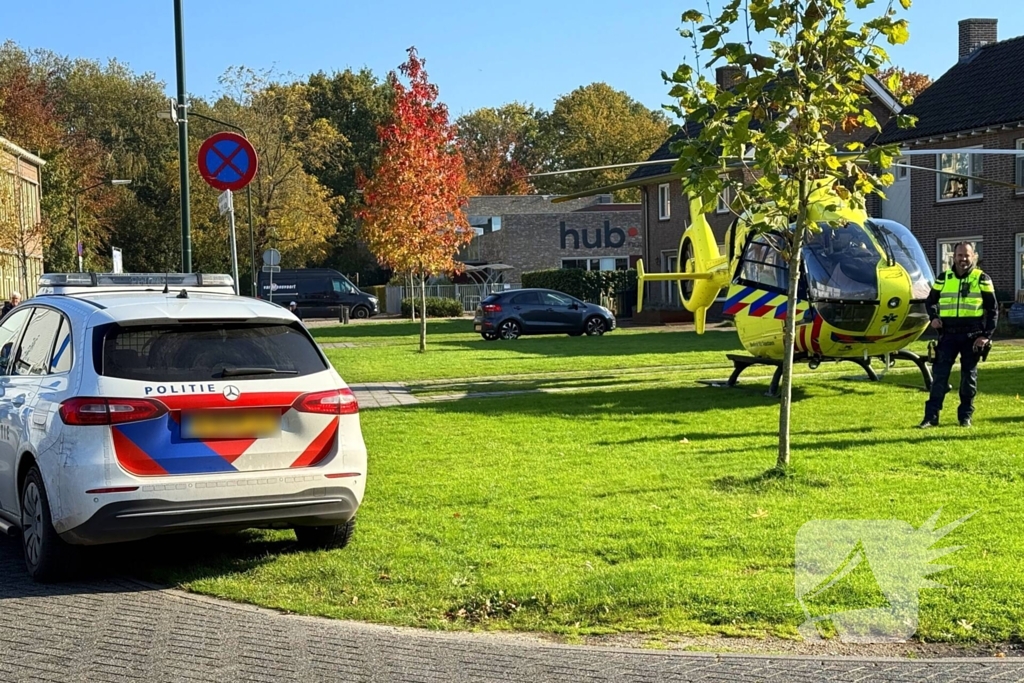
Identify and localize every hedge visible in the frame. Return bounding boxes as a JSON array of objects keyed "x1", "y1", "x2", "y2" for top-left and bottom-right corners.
[
  {"x1": 521, "y1": 268, "x2": 638, "y2": 302},
  {"x1": 400, "y1": 297, "x2": 465, "y2": 318}
]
